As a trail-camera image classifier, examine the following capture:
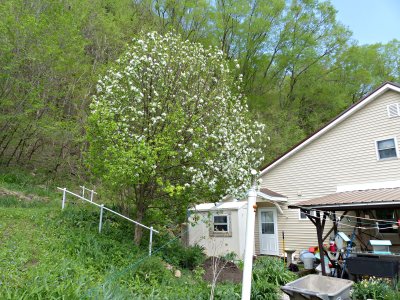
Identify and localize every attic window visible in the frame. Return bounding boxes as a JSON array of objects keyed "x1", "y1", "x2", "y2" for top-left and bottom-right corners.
[
  {"x1": 387, "y1": 103, "x2": 400, "y2": 118},
  {"x1": 376, "y1": 138, "x2": 398, "y2": 160}
]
